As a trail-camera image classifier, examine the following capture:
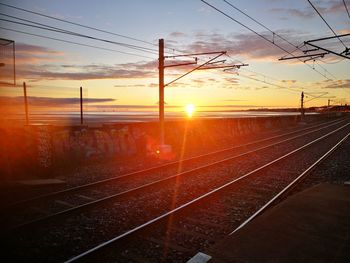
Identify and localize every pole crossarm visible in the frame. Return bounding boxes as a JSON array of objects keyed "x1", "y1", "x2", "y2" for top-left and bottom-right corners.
[
  {"x1": 303, "y1": 54, "x2": 327, "y2": 62},
  {"x1": 164, "y1": 51, "x2": 226, "y2": 59},
  {"x1": 304, "y1": 42, "x2": 350, "y2": 60},
  {"x1": 303, "y1": 48, "x2": 320, "y2": 53},
  {"x1": 165, "y1": 52, "x2": 226, "y2": 87},
  {"x1": 279, "y1": 33, "x2": 350, "y2": 61},
  {"x1": 279, "y1": 52, "x2": 328, "y2": 61},
  {"x1": 306, "y1": 33, "x2": 350, "y2": 43},
  {"x1": 198, "y1": 63, "x2": 248, "y2": 70},
  {"x1": 164, "y1": 60, "x2": 197, "y2": 68}
]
